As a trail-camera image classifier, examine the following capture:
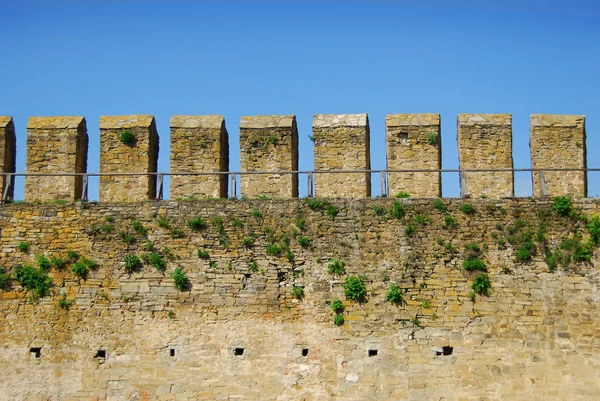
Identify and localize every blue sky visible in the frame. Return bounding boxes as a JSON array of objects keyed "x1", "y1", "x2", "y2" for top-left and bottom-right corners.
[{"x1": 1, "y1": 0, "x2": 599, "y2": 199}]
